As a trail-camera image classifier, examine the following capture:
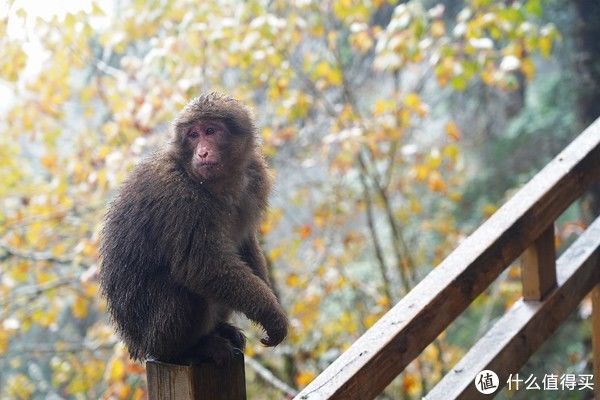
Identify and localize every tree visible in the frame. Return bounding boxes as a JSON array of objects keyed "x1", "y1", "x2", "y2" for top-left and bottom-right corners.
[{"x1": 0, "y1": 0, "x2": 559, "y2": 398}]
